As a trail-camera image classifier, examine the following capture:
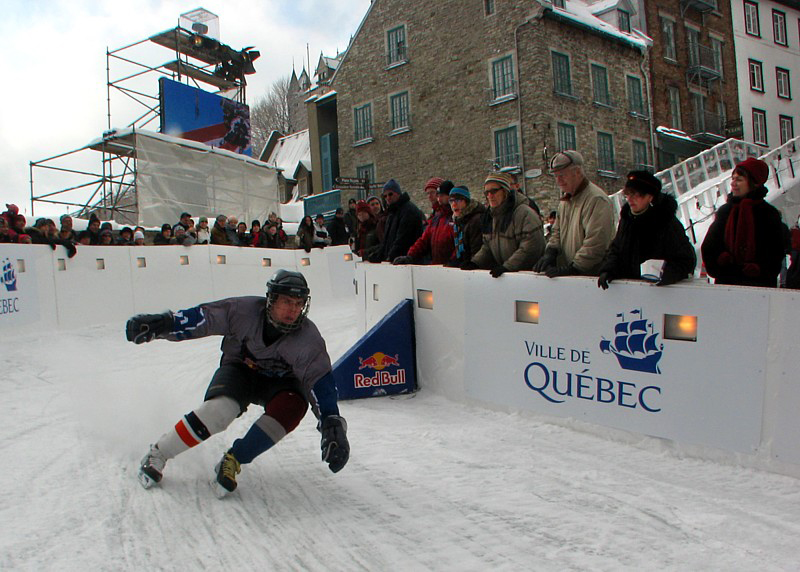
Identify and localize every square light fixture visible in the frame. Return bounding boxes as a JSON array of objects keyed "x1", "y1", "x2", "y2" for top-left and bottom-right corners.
[
  {"x1": 216, "y1": 254, "x2": 226, "y2": 264},
  {"x1": 417, "y1": 289, "x2": 434, "y2": 310},
  {"x1": 663, "y1": 314, "x2": 698, "y2": 341},
  {"x1": 262, "y1": 258, "x2": 271, "y2": 267},
  {"x1": 179, "y1": 255, "x2": 189, "y2": 266},
  {"x1": 344, "y1": 253, "x2": 353, "y2": 261},
  {"x1": 96, "y1": 259, "x2": 105, "y2": 270},
  {"x1": 372, "y1": 283, "x2": 379, "y2": 301},
  {"x1": 300, "y1": 258, "x2": 310, "y2": 266},
  {"x1": 136, "y1": 257, "x2": 147, "y2": 268},
  {"x1": 515, "y1": 301, "x2": 540, "y2": 324},
  {"x1": 16, "y1": 259, "x2": 25, "y2": 273},
  {"x1": 57, "y1": 258, "x2": 66, "y2": 271}
]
